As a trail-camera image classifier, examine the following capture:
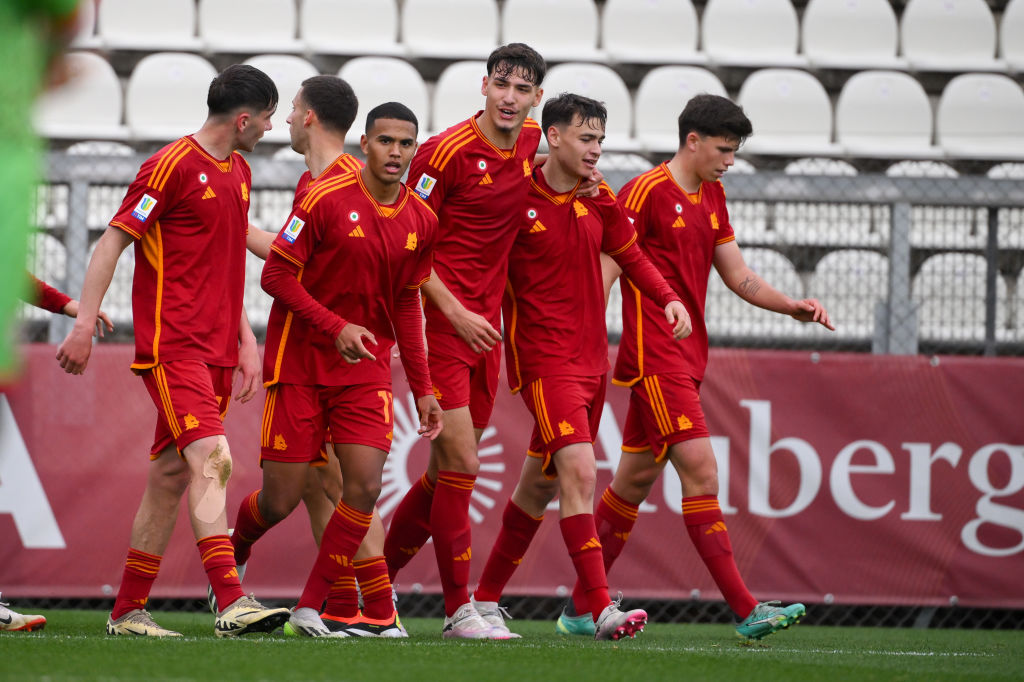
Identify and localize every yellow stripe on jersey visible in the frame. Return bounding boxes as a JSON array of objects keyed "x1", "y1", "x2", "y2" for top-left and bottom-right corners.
[
  {"x1": 429, "y1": 124, "x2": 475, "y2": 171},
  {"x1": 148, "y1": 139, "x2": 190, "y2": 193},
  {"x1": 269, "y1": 244, "x2": 304, "y2": 268},
  {"x1": 138, "y1": 222, "x2": 165, "y2": 366},
  {"x1": 522, "y1": 118, "x2": 540, "y2": 130},
  {"x1": 605, "y1": 232, "x2": 637, "y2": 257},
  {"x1": 504, "y1": 280, "x2": 524, "y2": 393},
  {"x1": 300, "y1": 174, "x2": 357, "y2": 212},
  {"x1": 715, "y1": 234, "x2": 736, "y2": 246},
  {"x1": 623, "y1": 167, "x2": 668, "y2": 213},
  {"x1": 611, "y1": 280, "x2": 645, "y2": 388},
  {"x1": 110, "y1": 220, "x2": 142, "y2": 240}
]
